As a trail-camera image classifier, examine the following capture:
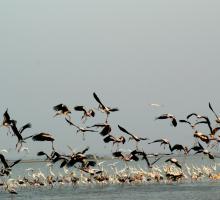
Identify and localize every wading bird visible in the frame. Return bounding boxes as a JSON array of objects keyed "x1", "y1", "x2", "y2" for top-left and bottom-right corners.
[{"x1": 93, "y1": 92, "x2": 119, "y2": 123}]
